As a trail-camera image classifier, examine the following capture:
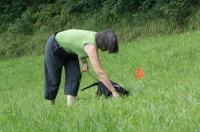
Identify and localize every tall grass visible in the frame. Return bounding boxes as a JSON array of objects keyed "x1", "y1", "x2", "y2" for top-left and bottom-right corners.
[
  {"x1": 2, "y1": 8, "x2": 200, "y2": 60},
  {"x1": 0, "y1": 31, "x2": 199, "y2": 131}
]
